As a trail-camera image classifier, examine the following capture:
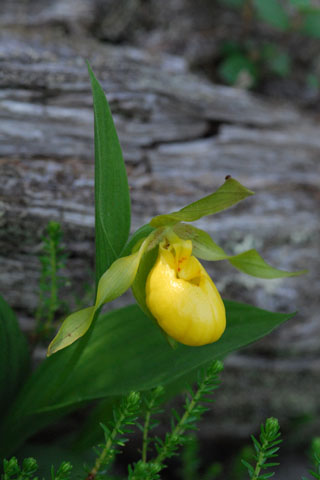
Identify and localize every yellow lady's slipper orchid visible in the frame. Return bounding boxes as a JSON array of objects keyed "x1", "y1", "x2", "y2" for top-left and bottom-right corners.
[{"x1": 146, "y1": 234, "x2": 226, "y2": 346}]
